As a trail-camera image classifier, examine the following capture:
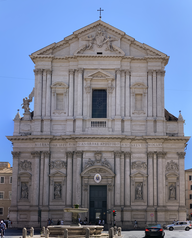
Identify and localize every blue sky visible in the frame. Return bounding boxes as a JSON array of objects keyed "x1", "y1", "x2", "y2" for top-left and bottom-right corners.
[{"x1": 0, "y1": 0, "x2": 191, "y2": 168}]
